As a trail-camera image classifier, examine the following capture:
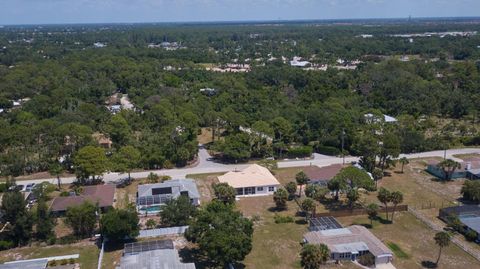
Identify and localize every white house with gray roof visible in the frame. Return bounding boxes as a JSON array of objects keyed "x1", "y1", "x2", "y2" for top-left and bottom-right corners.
[
  {"x1": 136, "y1": 179, "x2": 200, "y2": 214},
  {"x1": 303, "y1": 225, "x2": 393, "y2": 266}
]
